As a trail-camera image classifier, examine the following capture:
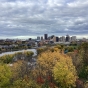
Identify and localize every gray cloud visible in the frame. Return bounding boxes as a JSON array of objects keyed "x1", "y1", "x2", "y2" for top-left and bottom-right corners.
[{"x1": 0, "y1": 0, "x2": 88, "y2": 39}]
